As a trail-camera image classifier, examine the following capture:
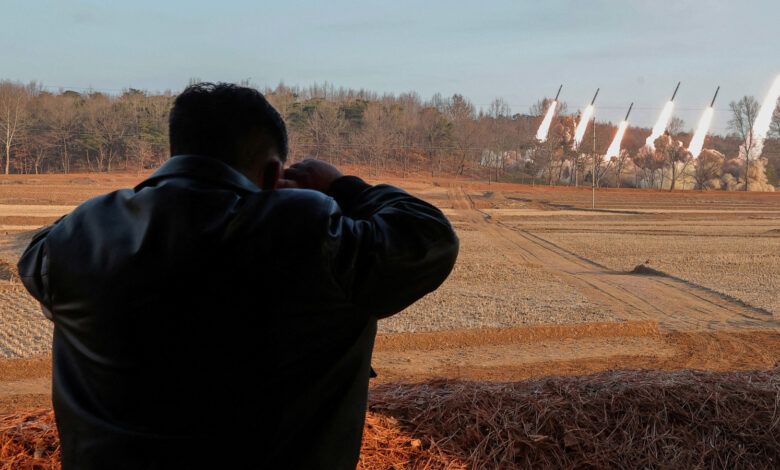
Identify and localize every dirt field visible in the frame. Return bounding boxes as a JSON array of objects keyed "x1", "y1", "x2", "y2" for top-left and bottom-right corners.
[{"x1": 0, "y1": 173, "x2": 778, "y2": 411}]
